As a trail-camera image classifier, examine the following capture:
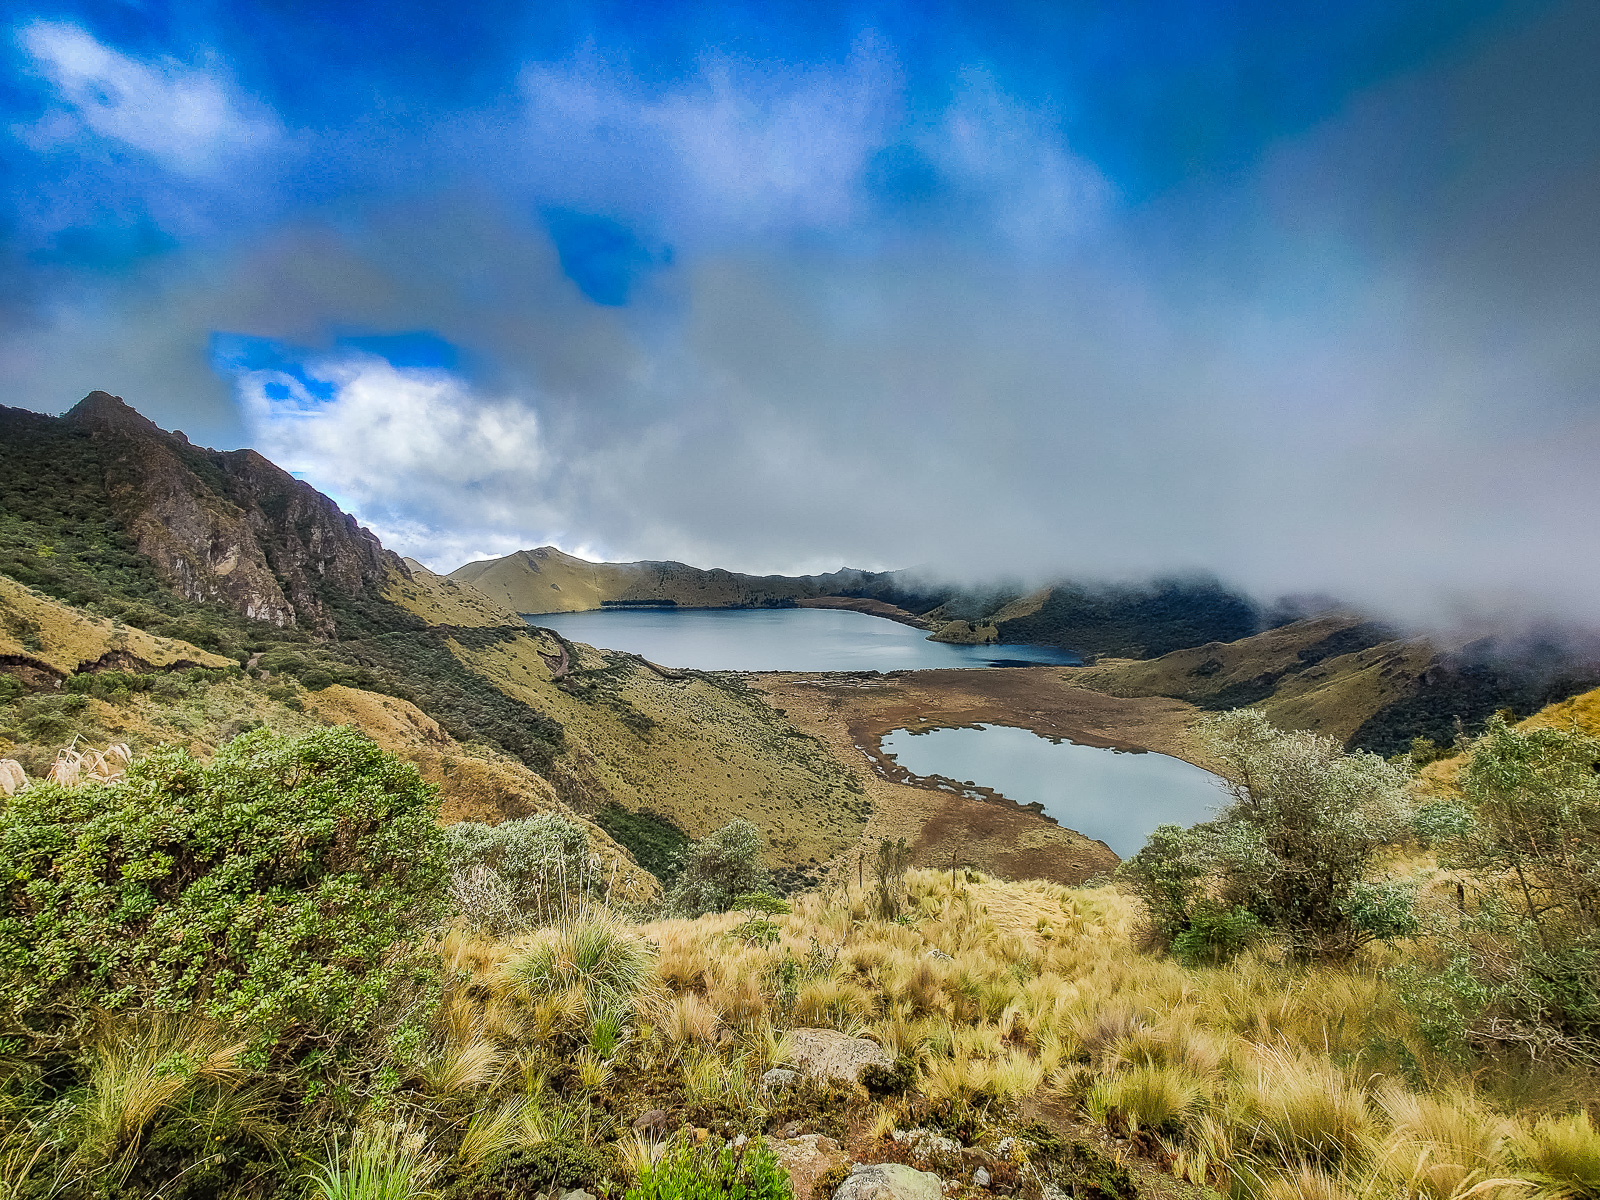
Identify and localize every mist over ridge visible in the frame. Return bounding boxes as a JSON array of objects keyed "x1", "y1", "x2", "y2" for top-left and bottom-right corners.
[{"x1": 2, "y1": 1, "x2": 1596, "y2": 635}]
